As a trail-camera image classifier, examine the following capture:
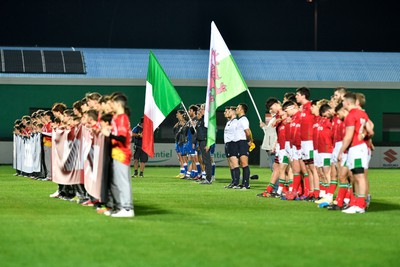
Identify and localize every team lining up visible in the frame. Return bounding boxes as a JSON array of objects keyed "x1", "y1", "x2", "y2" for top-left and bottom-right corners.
[{"x1": 12, "y1": 87, "x2": 374, "y2": 217}]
